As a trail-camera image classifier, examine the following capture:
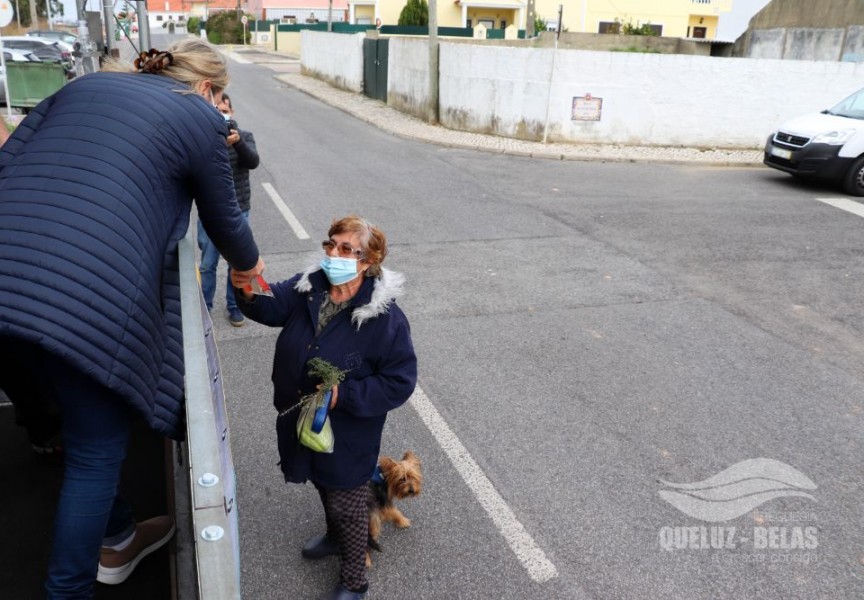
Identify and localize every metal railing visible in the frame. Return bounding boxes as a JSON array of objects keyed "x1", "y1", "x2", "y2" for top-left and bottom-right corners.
[{"x1": 175, "y1": 229, "x2": 241, "y2": 599}]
